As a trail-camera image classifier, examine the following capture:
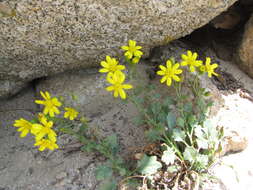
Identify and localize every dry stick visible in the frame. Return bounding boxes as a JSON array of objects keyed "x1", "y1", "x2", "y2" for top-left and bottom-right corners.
[{"x1": 118, "y1": 175, "x2": 145, "y2": 189}]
